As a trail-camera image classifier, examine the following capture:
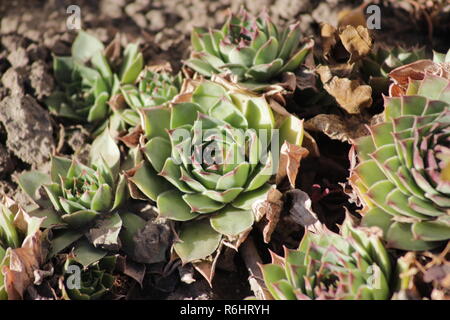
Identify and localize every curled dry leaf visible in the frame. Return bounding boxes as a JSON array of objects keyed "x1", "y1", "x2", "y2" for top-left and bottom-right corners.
[
  {"x1": 338, "y1": 7, "x2": 367, "y2": 28},
  {"x1": 118, "y1": 125, "x2": 143, "y2": 148},
  {"x1": 116, "y1": 256, "x2": 146, "y2": 288},
  {"x1": 321, "y1": 23, "x2": 338, "y2": 58},
  {"x1": 285, "y1": 189, "x2": 319, "y2": 228},
  {"x1": 304, "y1": 113, "x2": 370, "y2": 142},
  {"x1": 389, "y1": 59, "x2": 450, "y2": 96},
  {"x1": 192, "y1": 242, "x2": 223, "y2": 287},
  {"x1": 1, "y1": 197, "x2": 48, "y2": 300},
  {"x1": 323, "y1": 76, "x2": 372, "y2": 114},
  {"x1": 276, "y1": 141, "x2": 309, "y2": 188},
  {"x1": 252, "y1": 188, "x2": 284, "y2": 243},
  {"x1": 339, "y1": 25, "x2": 372, "y2": 63},
  {"x1": 146, "y1": 61, "x2": 173, "y2": 73},
  {"x1": 3, "y1": 230, "x2": 46, "y2": 300},
  {"x1": 108, "y1": 93, "x2": 127, "y2": 112},
  {"x1": 104, "y1": 33, "x2": 122, "y2": 67}
]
